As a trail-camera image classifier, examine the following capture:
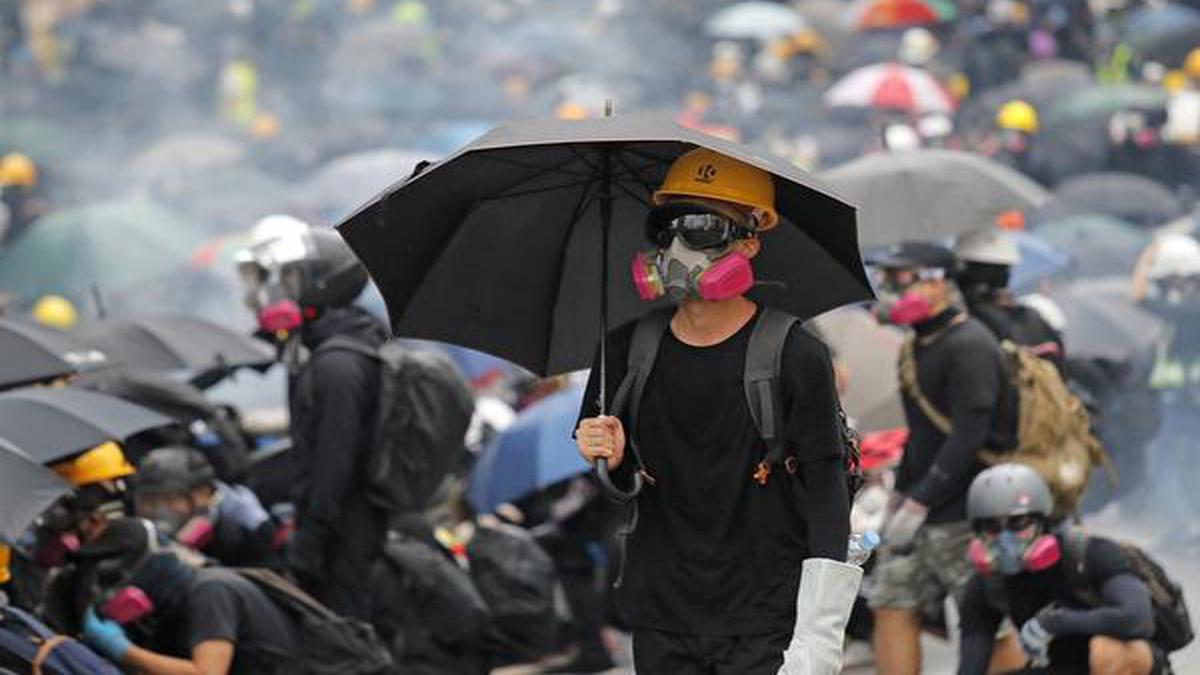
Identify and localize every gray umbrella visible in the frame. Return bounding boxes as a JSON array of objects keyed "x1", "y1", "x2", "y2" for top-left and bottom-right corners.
[
  {"x1": 0, "y1": 438, "x2": 70, "y2": 542},
  {"x1": 822, "y1": 149, "x2": 1050, "y2": 247},
  {"x1": 0, "y1": 387, "x2": 173, "y2": 464},
  {"x1": 1047, "y1": 277, "x2": 1164, "y2": 361},
  {"x1": 810, "y1": 307, "x2": 905, "y2": 433},
  {"x1": 1043, "y1": 172, "x2": 1183, "y2": 228},
  {"x1": 338, "y1": 112, "x2": 872, "y2": 499}
]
